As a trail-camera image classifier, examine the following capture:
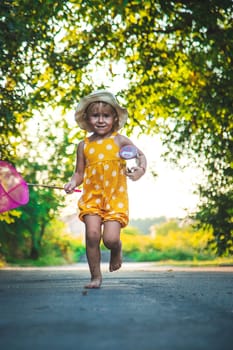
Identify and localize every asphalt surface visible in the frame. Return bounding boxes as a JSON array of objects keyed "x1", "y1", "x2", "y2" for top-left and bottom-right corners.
[{"x1": 0, "y1": 263, "x2": 233, "y2": 350}]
